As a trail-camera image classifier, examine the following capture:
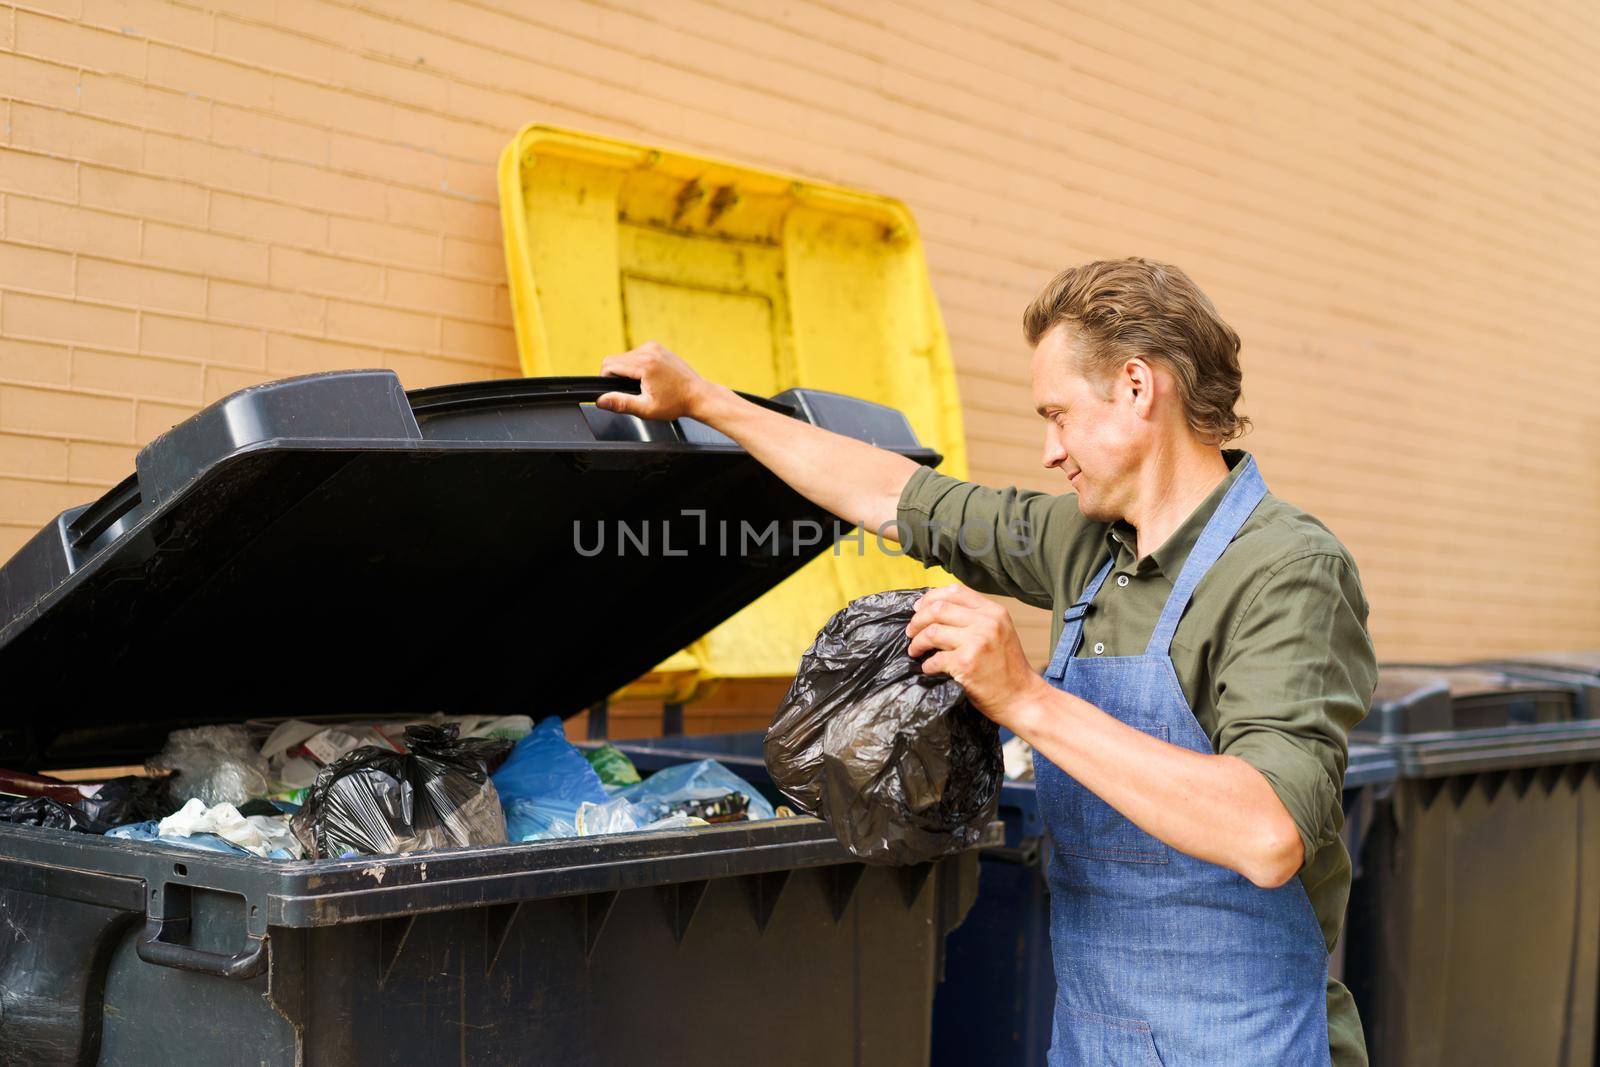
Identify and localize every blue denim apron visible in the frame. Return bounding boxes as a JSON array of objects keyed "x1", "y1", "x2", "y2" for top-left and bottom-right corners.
[{"x1": 1034, "y1": 456, "x2": 1331, "y2": 1066}]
